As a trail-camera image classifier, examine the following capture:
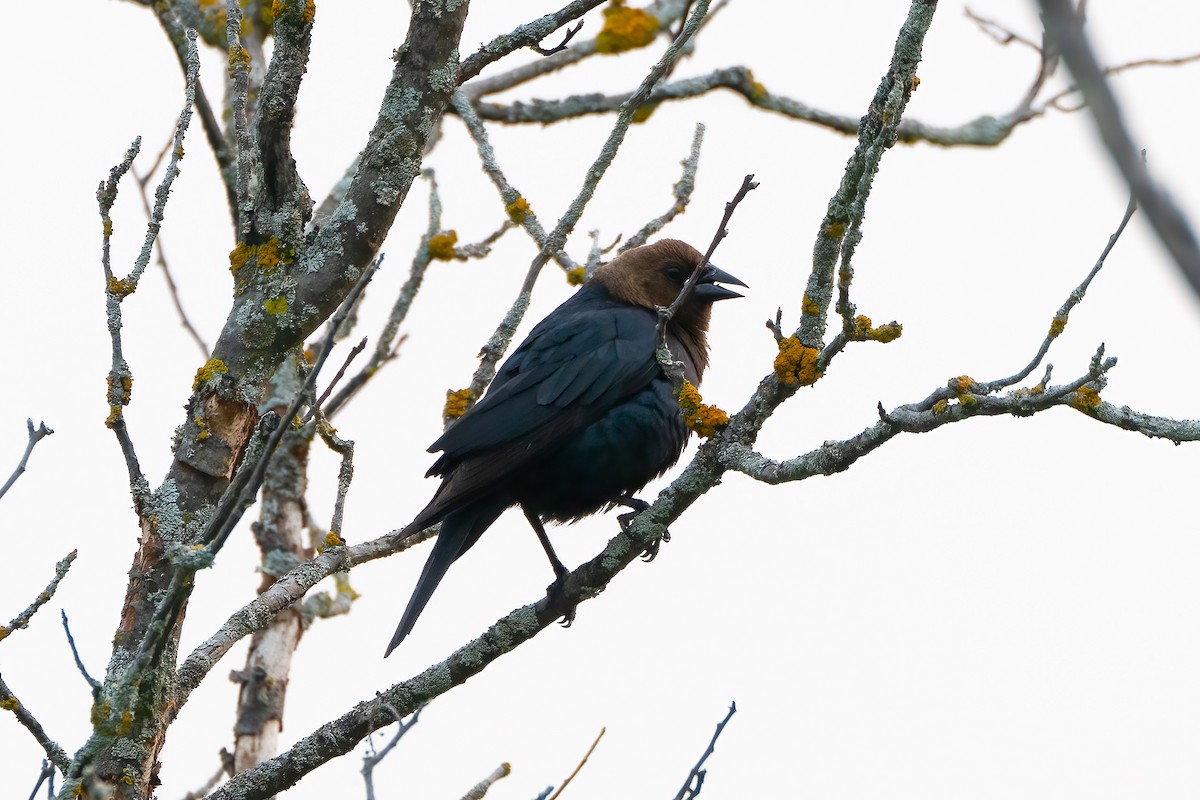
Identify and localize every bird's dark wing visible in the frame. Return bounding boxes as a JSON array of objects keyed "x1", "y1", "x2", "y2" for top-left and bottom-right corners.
[{"x1": 429, "y1": 301, "x2": 662, "y2": 475}]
